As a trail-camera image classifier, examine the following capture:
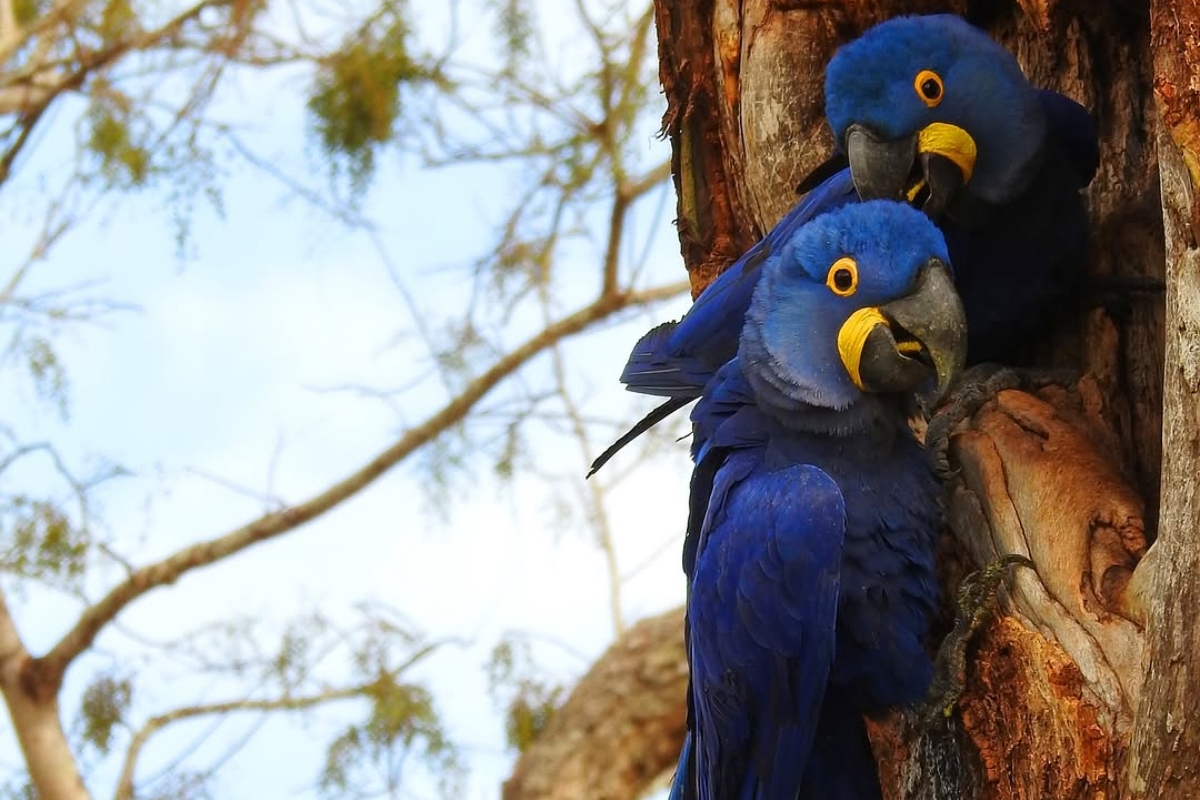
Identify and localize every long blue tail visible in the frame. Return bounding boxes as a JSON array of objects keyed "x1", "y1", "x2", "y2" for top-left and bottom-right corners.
[
  {"x1": 799, "y1": 689, "x2": 883, "y2": 800},
  {"x1": 666, "y1": 731, "x2": 694, "y2": 800}
]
